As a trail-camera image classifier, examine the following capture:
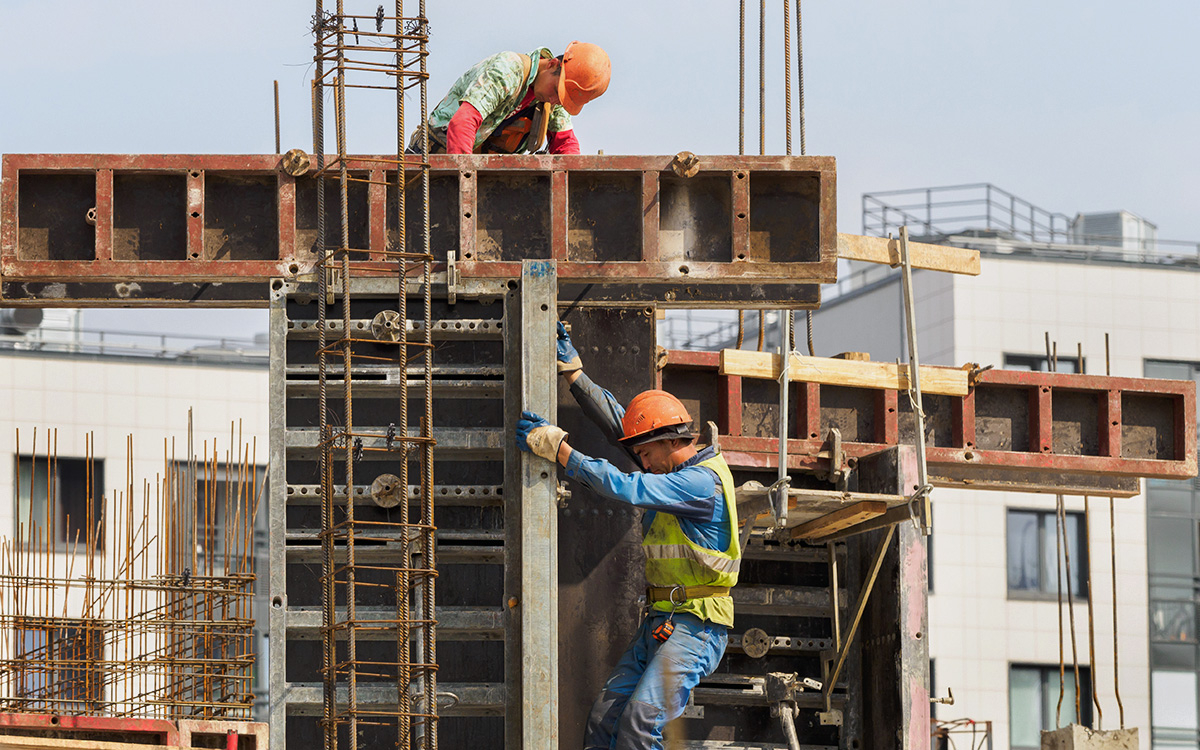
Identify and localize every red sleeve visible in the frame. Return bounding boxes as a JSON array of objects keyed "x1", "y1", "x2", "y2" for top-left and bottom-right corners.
[
  {"x1": 548, "y1": 128, "x2": 581, "y2": 155},
  {"x1": 446, "y1": 101, "x2": 483, "y2": 154}
]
